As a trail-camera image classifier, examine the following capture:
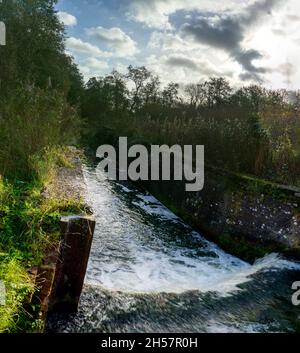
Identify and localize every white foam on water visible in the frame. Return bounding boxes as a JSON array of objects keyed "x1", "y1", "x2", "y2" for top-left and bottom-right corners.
[
  {"x1": 198, "y1": 253, "x2": 300, "y2": 295},
  {"x1": 206, "y1": 321, "x2": 275, "y2": 333},
  {"x1": 115, "y1": 183, "x2": 132, "y2": 193},
  {"x1": 133, "y1": 193, "x2": 180, "y2": 221},
  {"x1": 83, "y1": 167, "x2": 300, "y2": 295},
  {"x1": 86, "y1": 251, "x2": 300, "y2": 295},
  {"x1": 131, "y1": 200, "x2": 180, "y2": 221}
]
